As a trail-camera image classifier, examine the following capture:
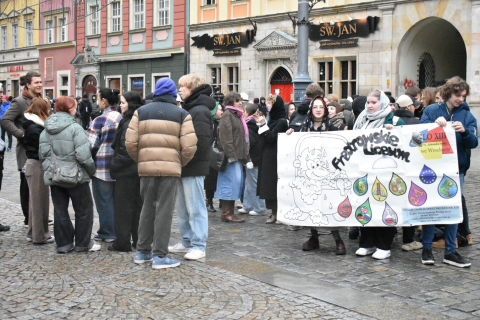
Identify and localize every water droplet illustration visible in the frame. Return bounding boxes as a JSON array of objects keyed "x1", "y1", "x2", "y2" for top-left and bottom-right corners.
[
  {"x1": 389, "y1": 173, "x2": 407, "y2": 196},
  {"x1": 329, "y1": 203, "x2": 333, "y2": 209},
  {"x1": 338, "y1": 197, "x2": 352, "y2": 218},
  {"x1": 324, "y1": 194, "x2": 327, "y2": 200},
  {"x1": 382, "y1": 203, "x2": 398, "y2": 226},
  {"x1": 408, "y1": 182, "x2": 427, "y2": 206},
  {"x1": 353, "y1": 174, "x2": 368, "y2": 196},
  {"x1": 419, "y1": 165, "x2": 437, "y2": 184},
  {"x1": 372, "y1": 177, "x2": 388, "y2": 201},
  {"x1": 355, "y1": 198, "x2": 372, "y2": 225},
  {"x1": 438, "y1": 174, "x2": 458, "y2": 199}
]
